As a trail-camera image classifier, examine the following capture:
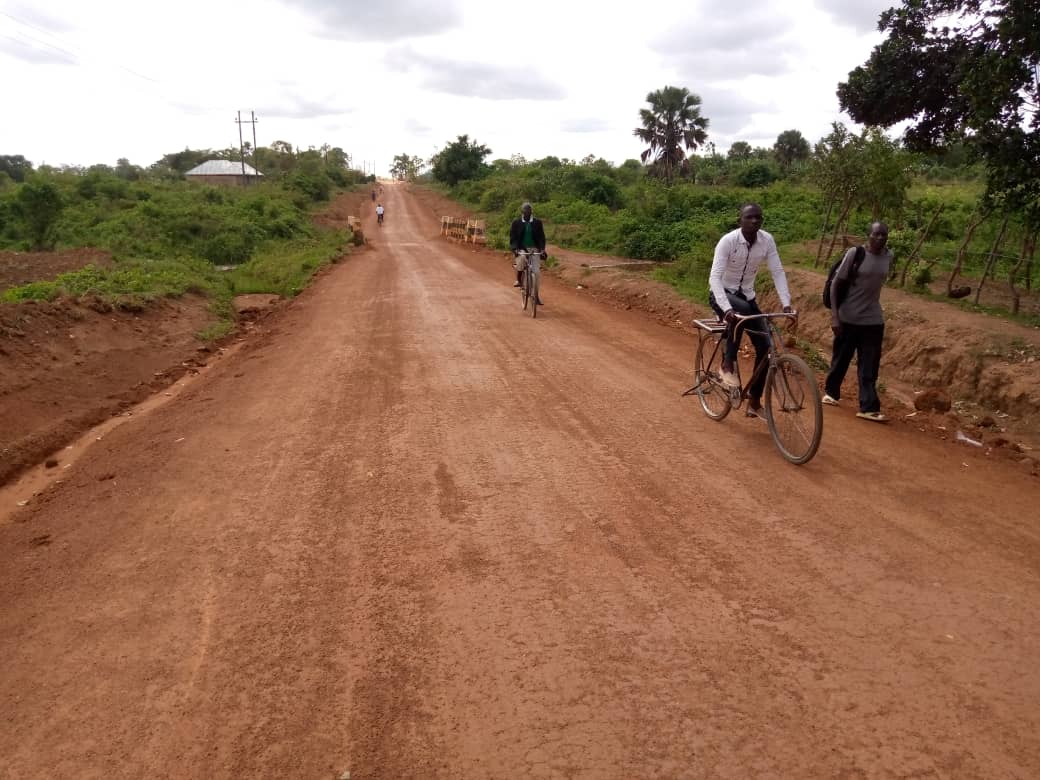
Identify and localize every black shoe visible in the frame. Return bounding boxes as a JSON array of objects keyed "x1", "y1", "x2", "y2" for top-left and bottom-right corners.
[
  {"x1": 513, "y1": 281, "x2": 521, "y2": 288},
  {"x1": 535, "y1": 298, "x2": 544, "y2": 306}
]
